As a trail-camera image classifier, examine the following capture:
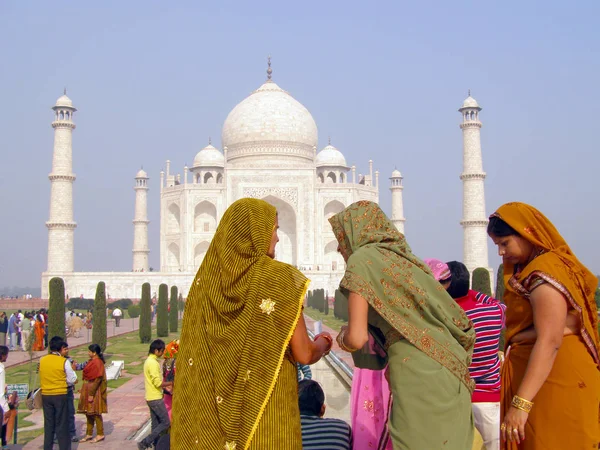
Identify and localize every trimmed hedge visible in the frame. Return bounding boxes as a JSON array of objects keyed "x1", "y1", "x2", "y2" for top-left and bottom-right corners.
[
  {"x1": 473, "y1": 268, "x2": 492, "y2": 296},
  {"x1": 48, "y1": 277, "x2": 66, "y2": 342},
  {"x1": 128, "y1": 304, "x2": 141, "y2": 319},
  {"x1": 495, "y1": 264, "x2": 505, "y2": 301},
  {"x1": 66, "y1": 298, "x2": 94, "y2": 311},
  {"x1": 92, "y1": 281, "x2": 107, "y2": 352},
  {"x1": 157, "y1": 284, "x2": 169, "y2": 337},
  {"x1": 334, "y1": 289, "x2": 348, "y2": 321},
  {"x1": 169, "y1": 286, "x2": 178, "y2": 333},
  {"x1": 107, "y1": 299, "x2": 133, "y2": 310},
  {"x1": 139, "y1": 283, "x2": 152, "y2": 343}
]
